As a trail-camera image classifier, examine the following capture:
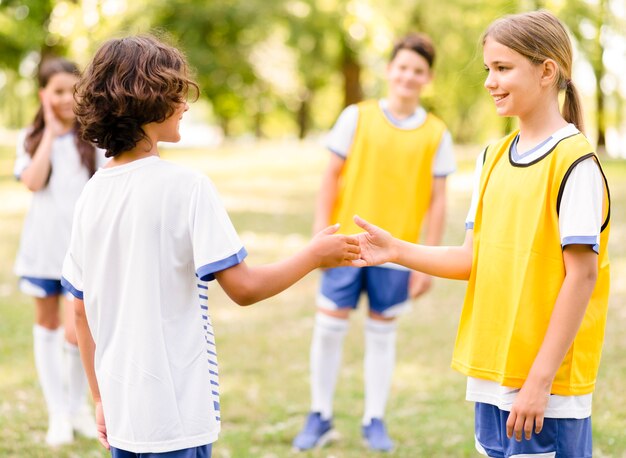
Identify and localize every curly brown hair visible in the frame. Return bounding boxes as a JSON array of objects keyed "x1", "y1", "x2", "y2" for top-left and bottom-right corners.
[
  {"x1": 75, "y1": 35, "x2": 199, "y2": 157},
  {"x1": 390, "y1": 33, "x2": 436, "y2": 68},
  {"x1": 25, "y1": 58, "x2": 96, "y2": 177}
]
